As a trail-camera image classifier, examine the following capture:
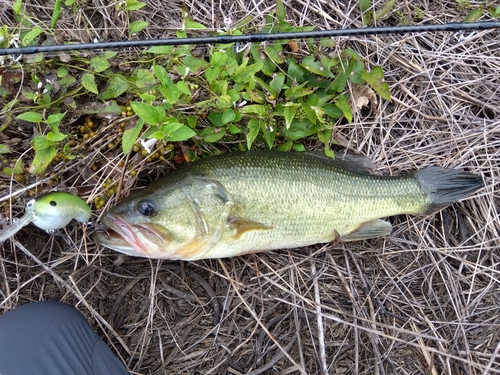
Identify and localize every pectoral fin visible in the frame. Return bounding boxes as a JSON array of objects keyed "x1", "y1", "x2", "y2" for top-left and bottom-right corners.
[
  {"x1": 341, "y1": 220, "x2": 392, "y2": 242},
  {"x1": 228, "y1": 217, "x2": 274, "y2": 239}
]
